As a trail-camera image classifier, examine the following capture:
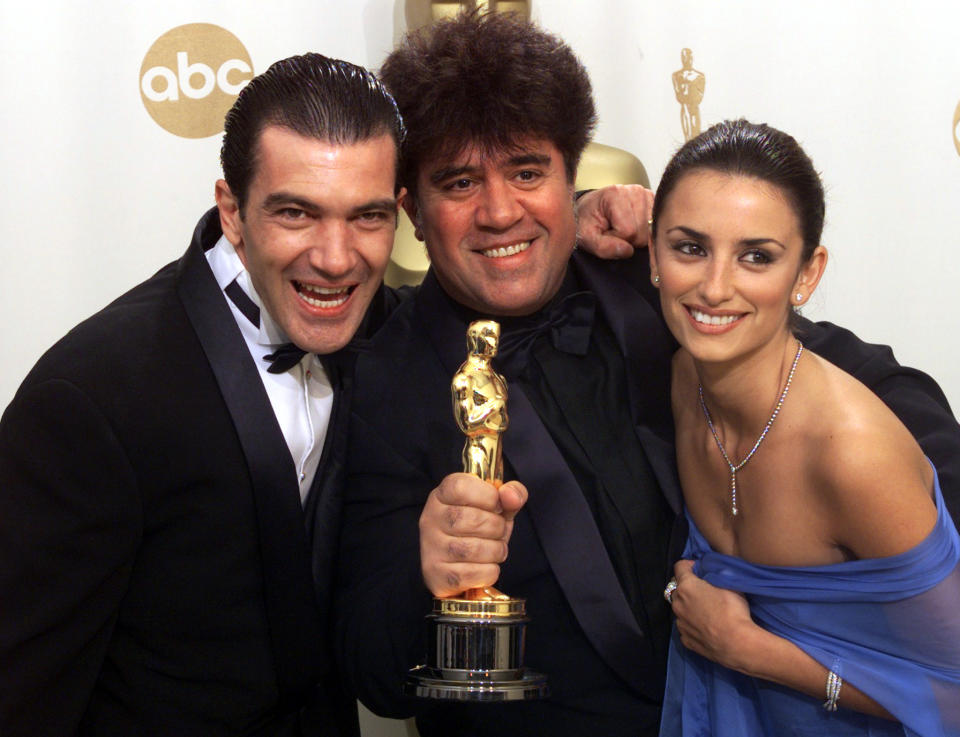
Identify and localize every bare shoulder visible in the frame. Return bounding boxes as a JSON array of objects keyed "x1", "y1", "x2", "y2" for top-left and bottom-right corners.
[{"x1": 802, "y1": 351, "x2": 937, "y2": 558}]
